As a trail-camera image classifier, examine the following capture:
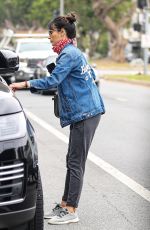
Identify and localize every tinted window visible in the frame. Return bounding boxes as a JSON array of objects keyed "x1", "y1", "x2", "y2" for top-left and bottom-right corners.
[{"x1": 19, "y1": 42, "x2": 50, "y2": 53}]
